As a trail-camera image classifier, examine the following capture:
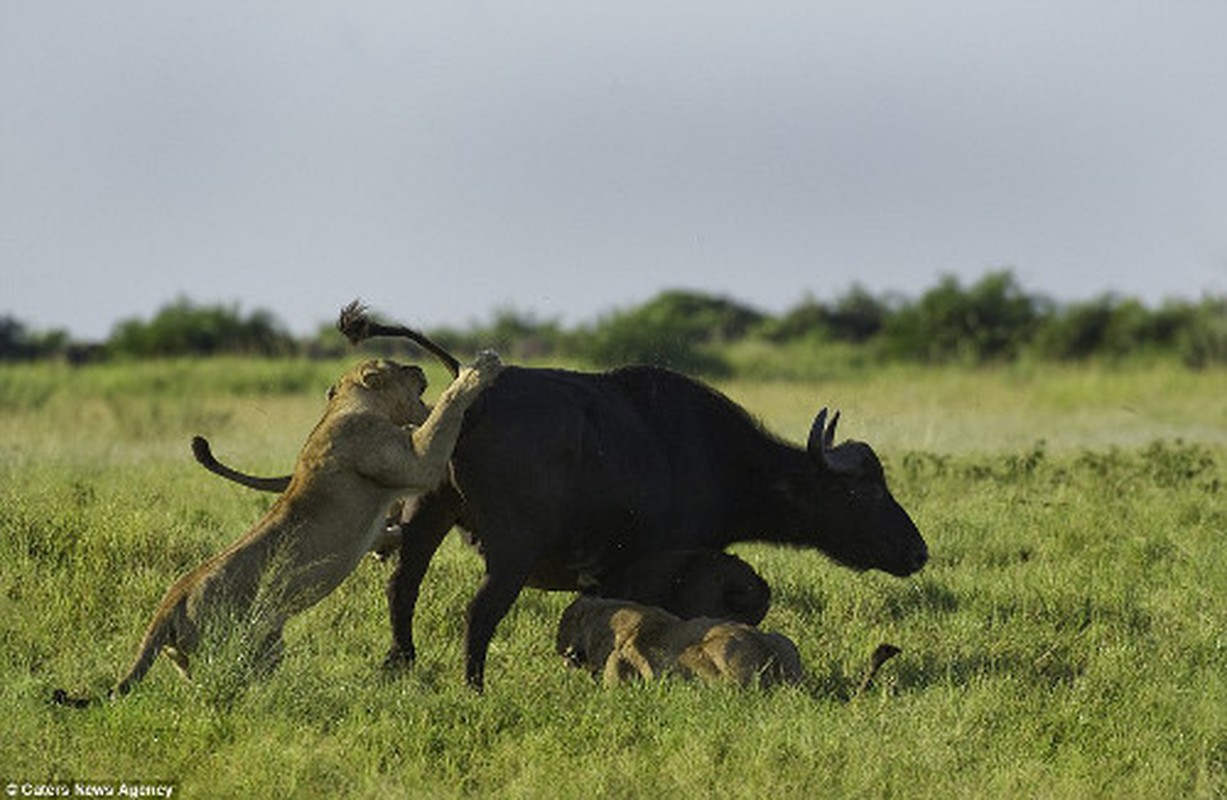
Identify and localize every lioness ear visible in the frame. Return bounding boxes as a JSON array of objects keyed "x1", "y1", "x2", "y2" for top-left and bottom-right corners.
[{"x1": 359, "y1": 363, "x2": 390, "y2": 390}]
